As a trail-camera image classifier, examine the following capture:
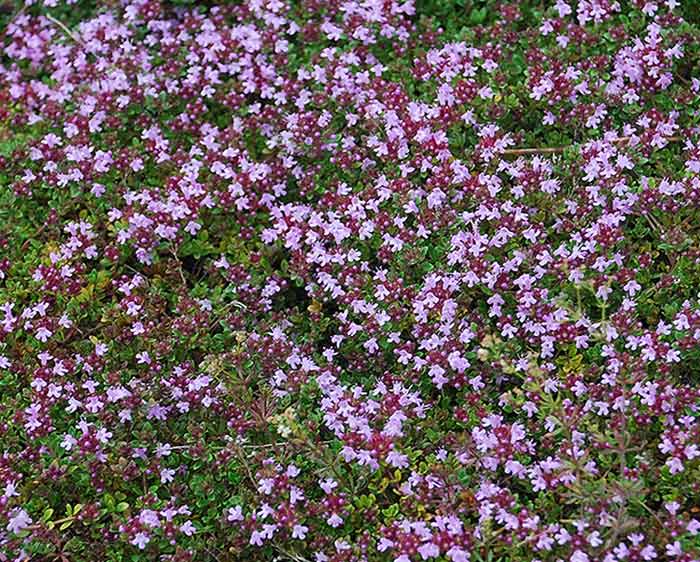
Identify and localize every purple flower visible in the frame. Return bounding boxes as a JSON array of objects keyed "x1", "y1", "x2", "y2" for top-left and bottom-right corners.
[
  {"x1": 6, "y1": 509, "x2": 32, "y2": 534},
  {"x1": 131, "y1": 532, "x2": 150, "y2": 550}
]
